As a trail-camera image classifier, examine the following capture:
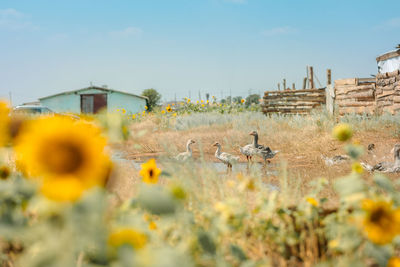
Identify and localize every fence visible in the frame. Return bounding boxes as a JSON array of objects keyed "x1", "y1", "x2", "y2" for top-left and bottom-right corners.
[
  {"x1": 262, "y1": 88, "x2": 326, "y2": 115},
  {"x1": 334, "y1": 78, "x2": 376, "y2": 115}
]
